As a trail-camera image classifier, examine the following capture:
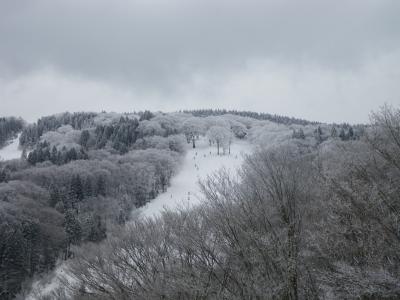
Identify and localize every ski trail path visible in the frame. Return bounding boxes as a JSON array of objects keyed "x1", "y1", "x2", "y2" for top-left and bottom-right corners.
[
  {"x1": 136, "y1": 138, "x2": 252, "y2": 218},
  {"x1": 0, "y1": 133, "x2": 22, "y2": 161}
]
